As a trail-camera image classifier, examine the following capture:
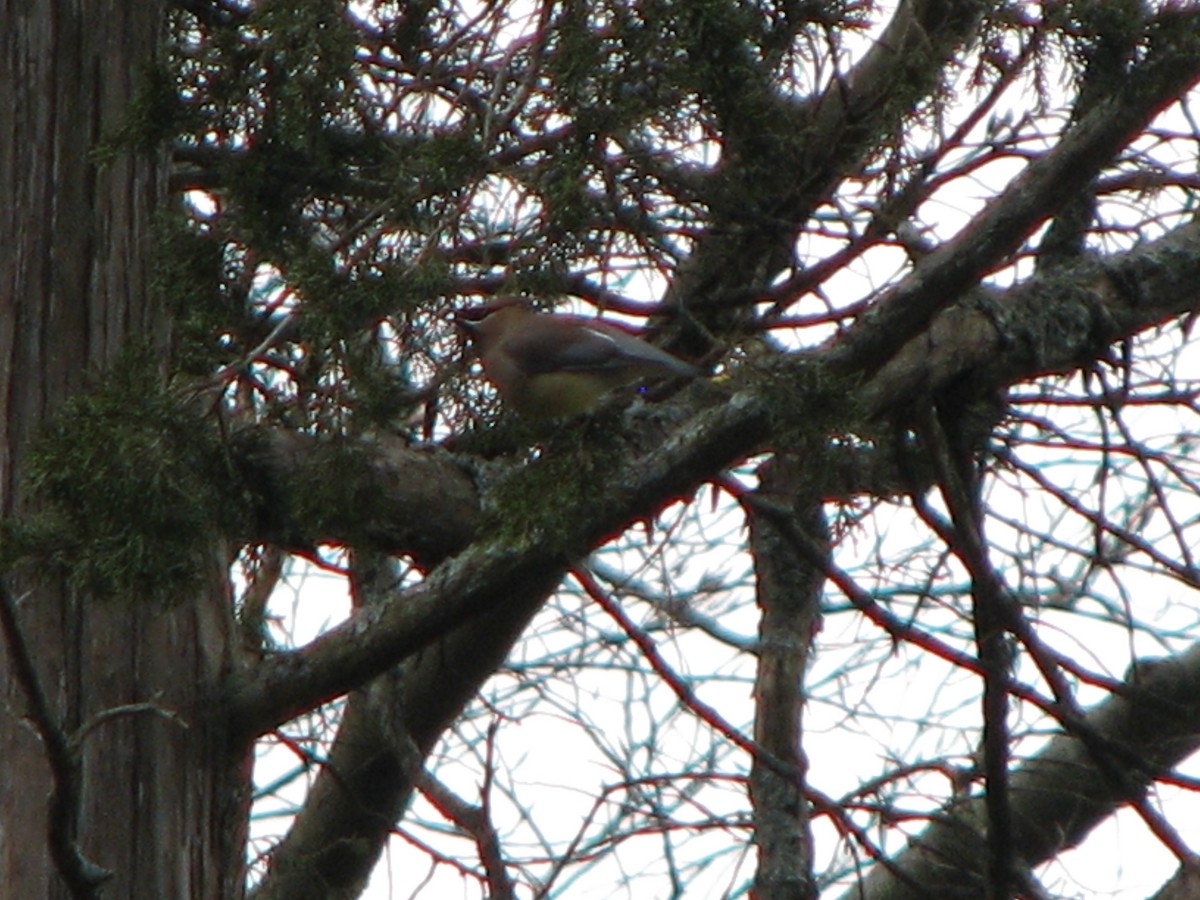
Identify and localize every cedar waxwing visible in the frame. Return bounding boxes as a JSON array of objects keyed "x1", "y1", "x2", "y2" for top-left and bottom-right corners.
[{"x1": 458, "y1": 297, "x2": 703, "y2": 419}]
